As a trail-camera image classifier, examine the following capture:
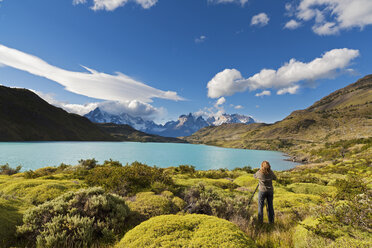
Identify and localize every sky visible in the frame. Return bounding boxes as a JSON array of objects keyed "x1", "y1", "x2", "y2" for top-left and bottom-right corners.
[{"x1": 0, "y1": 0, "x2": 371, "y2": 123}]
